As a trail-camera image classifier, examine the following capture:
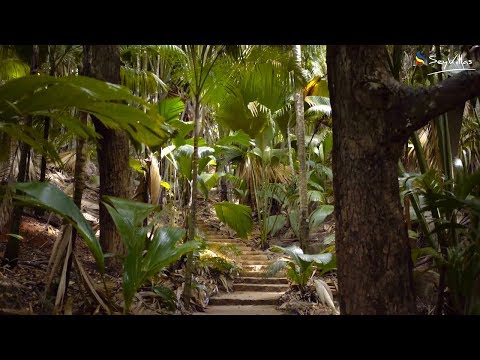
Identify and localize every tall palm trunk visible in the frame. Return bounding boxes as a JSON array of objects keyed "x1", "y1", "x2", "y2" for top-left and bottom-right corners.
[
  {"x1": 39, "y1": 45, "x2": 56, "y2": 186},
  {"x1": 3, "y1": 45, "x2": 40, "y2": 267},
  {"x1": 218, "y1": 126, "x2": 228, "y2": 201},
  {"x1": 183, "y1": 97, "x2": 200, "y2": 305},
  {"x1": 293, "y1": 45, "x2": 309, "y2": 251},
  {"x1": 84, "y1": 45, "x2": 130, "y2": 265},
  {"x1": 63, "y1": 57, "x2": 91, "y2": 297}
]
